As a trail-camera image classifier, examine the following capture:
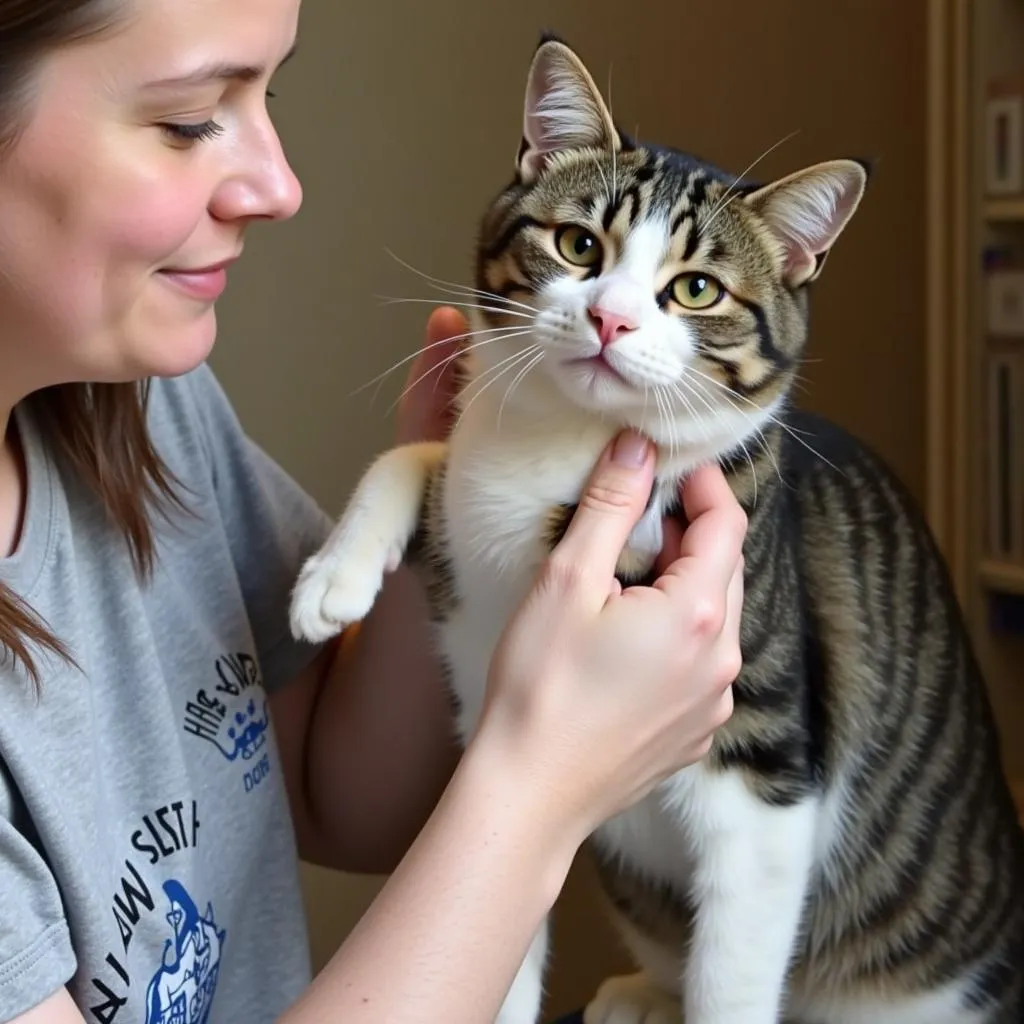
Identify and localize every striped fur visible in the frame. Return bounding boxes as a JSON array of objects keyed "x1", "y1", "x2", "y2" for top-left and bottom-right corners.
[{"x1": 290, "y1": 34, "x2": 1024, "y2": 1024}]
